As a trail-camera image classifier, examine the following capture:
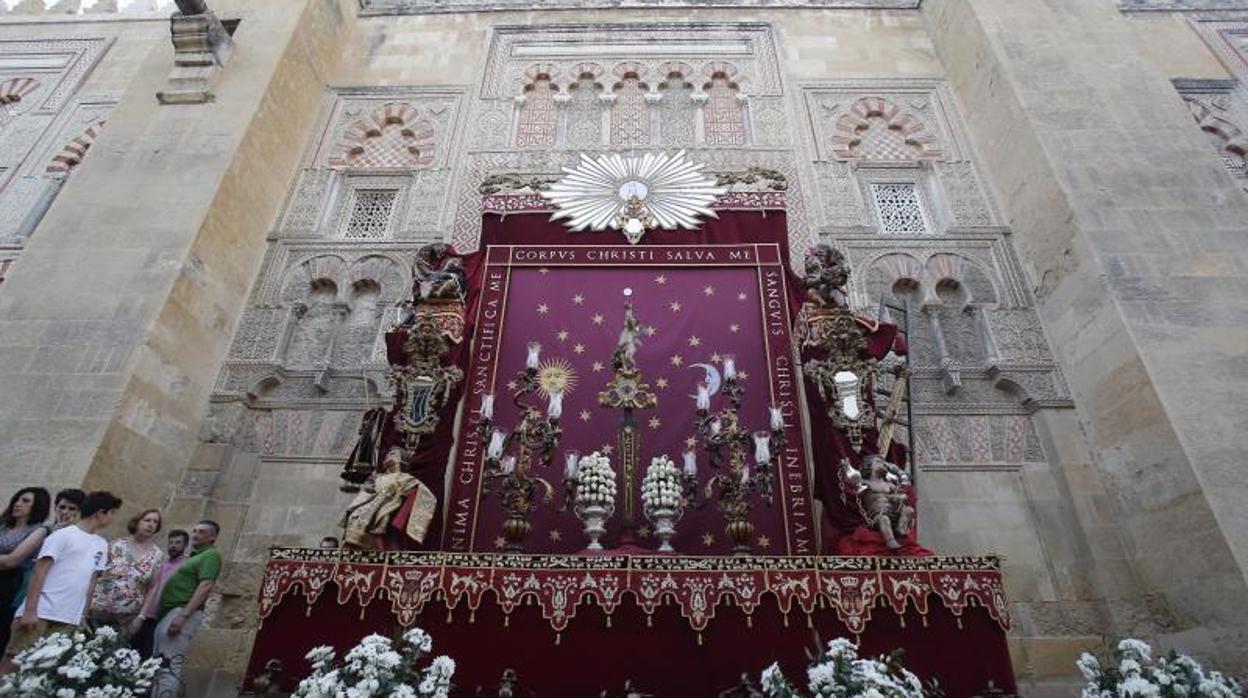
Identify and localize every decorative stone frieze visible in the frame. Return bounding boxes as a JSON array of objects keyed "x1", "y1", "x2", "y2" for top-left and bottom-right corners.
[{"x1": 358, "y1": 0, "x2": 919, "y2": 13}]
